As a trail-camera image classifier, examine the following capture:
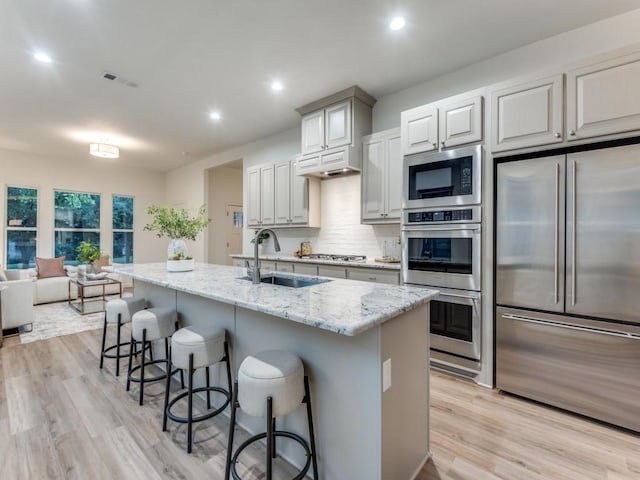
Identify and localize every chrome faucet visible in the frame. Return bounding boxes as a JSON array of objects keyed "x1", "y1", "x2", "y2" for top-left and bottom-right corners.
[{"x1": 249, "y1": 228, "x2": 280, "y2": 284}]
